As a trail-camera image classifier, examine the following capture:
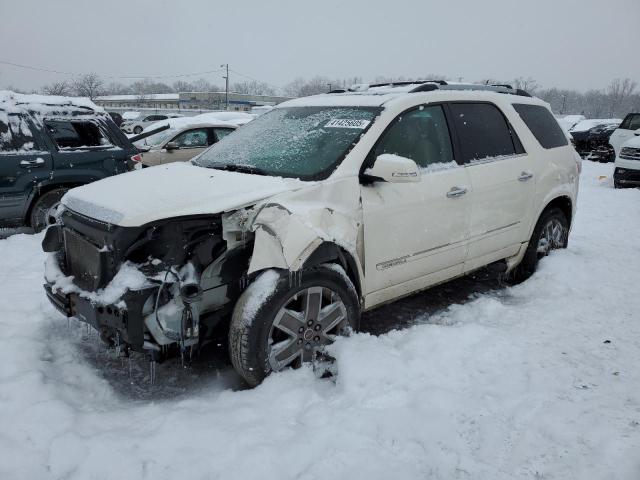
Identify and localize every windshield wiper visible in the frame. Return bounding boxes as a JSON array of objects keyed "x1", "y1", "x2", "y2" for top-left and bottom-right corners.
[{"x1": 211, "y1": 164, "x2": 269, "y2": 176}]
